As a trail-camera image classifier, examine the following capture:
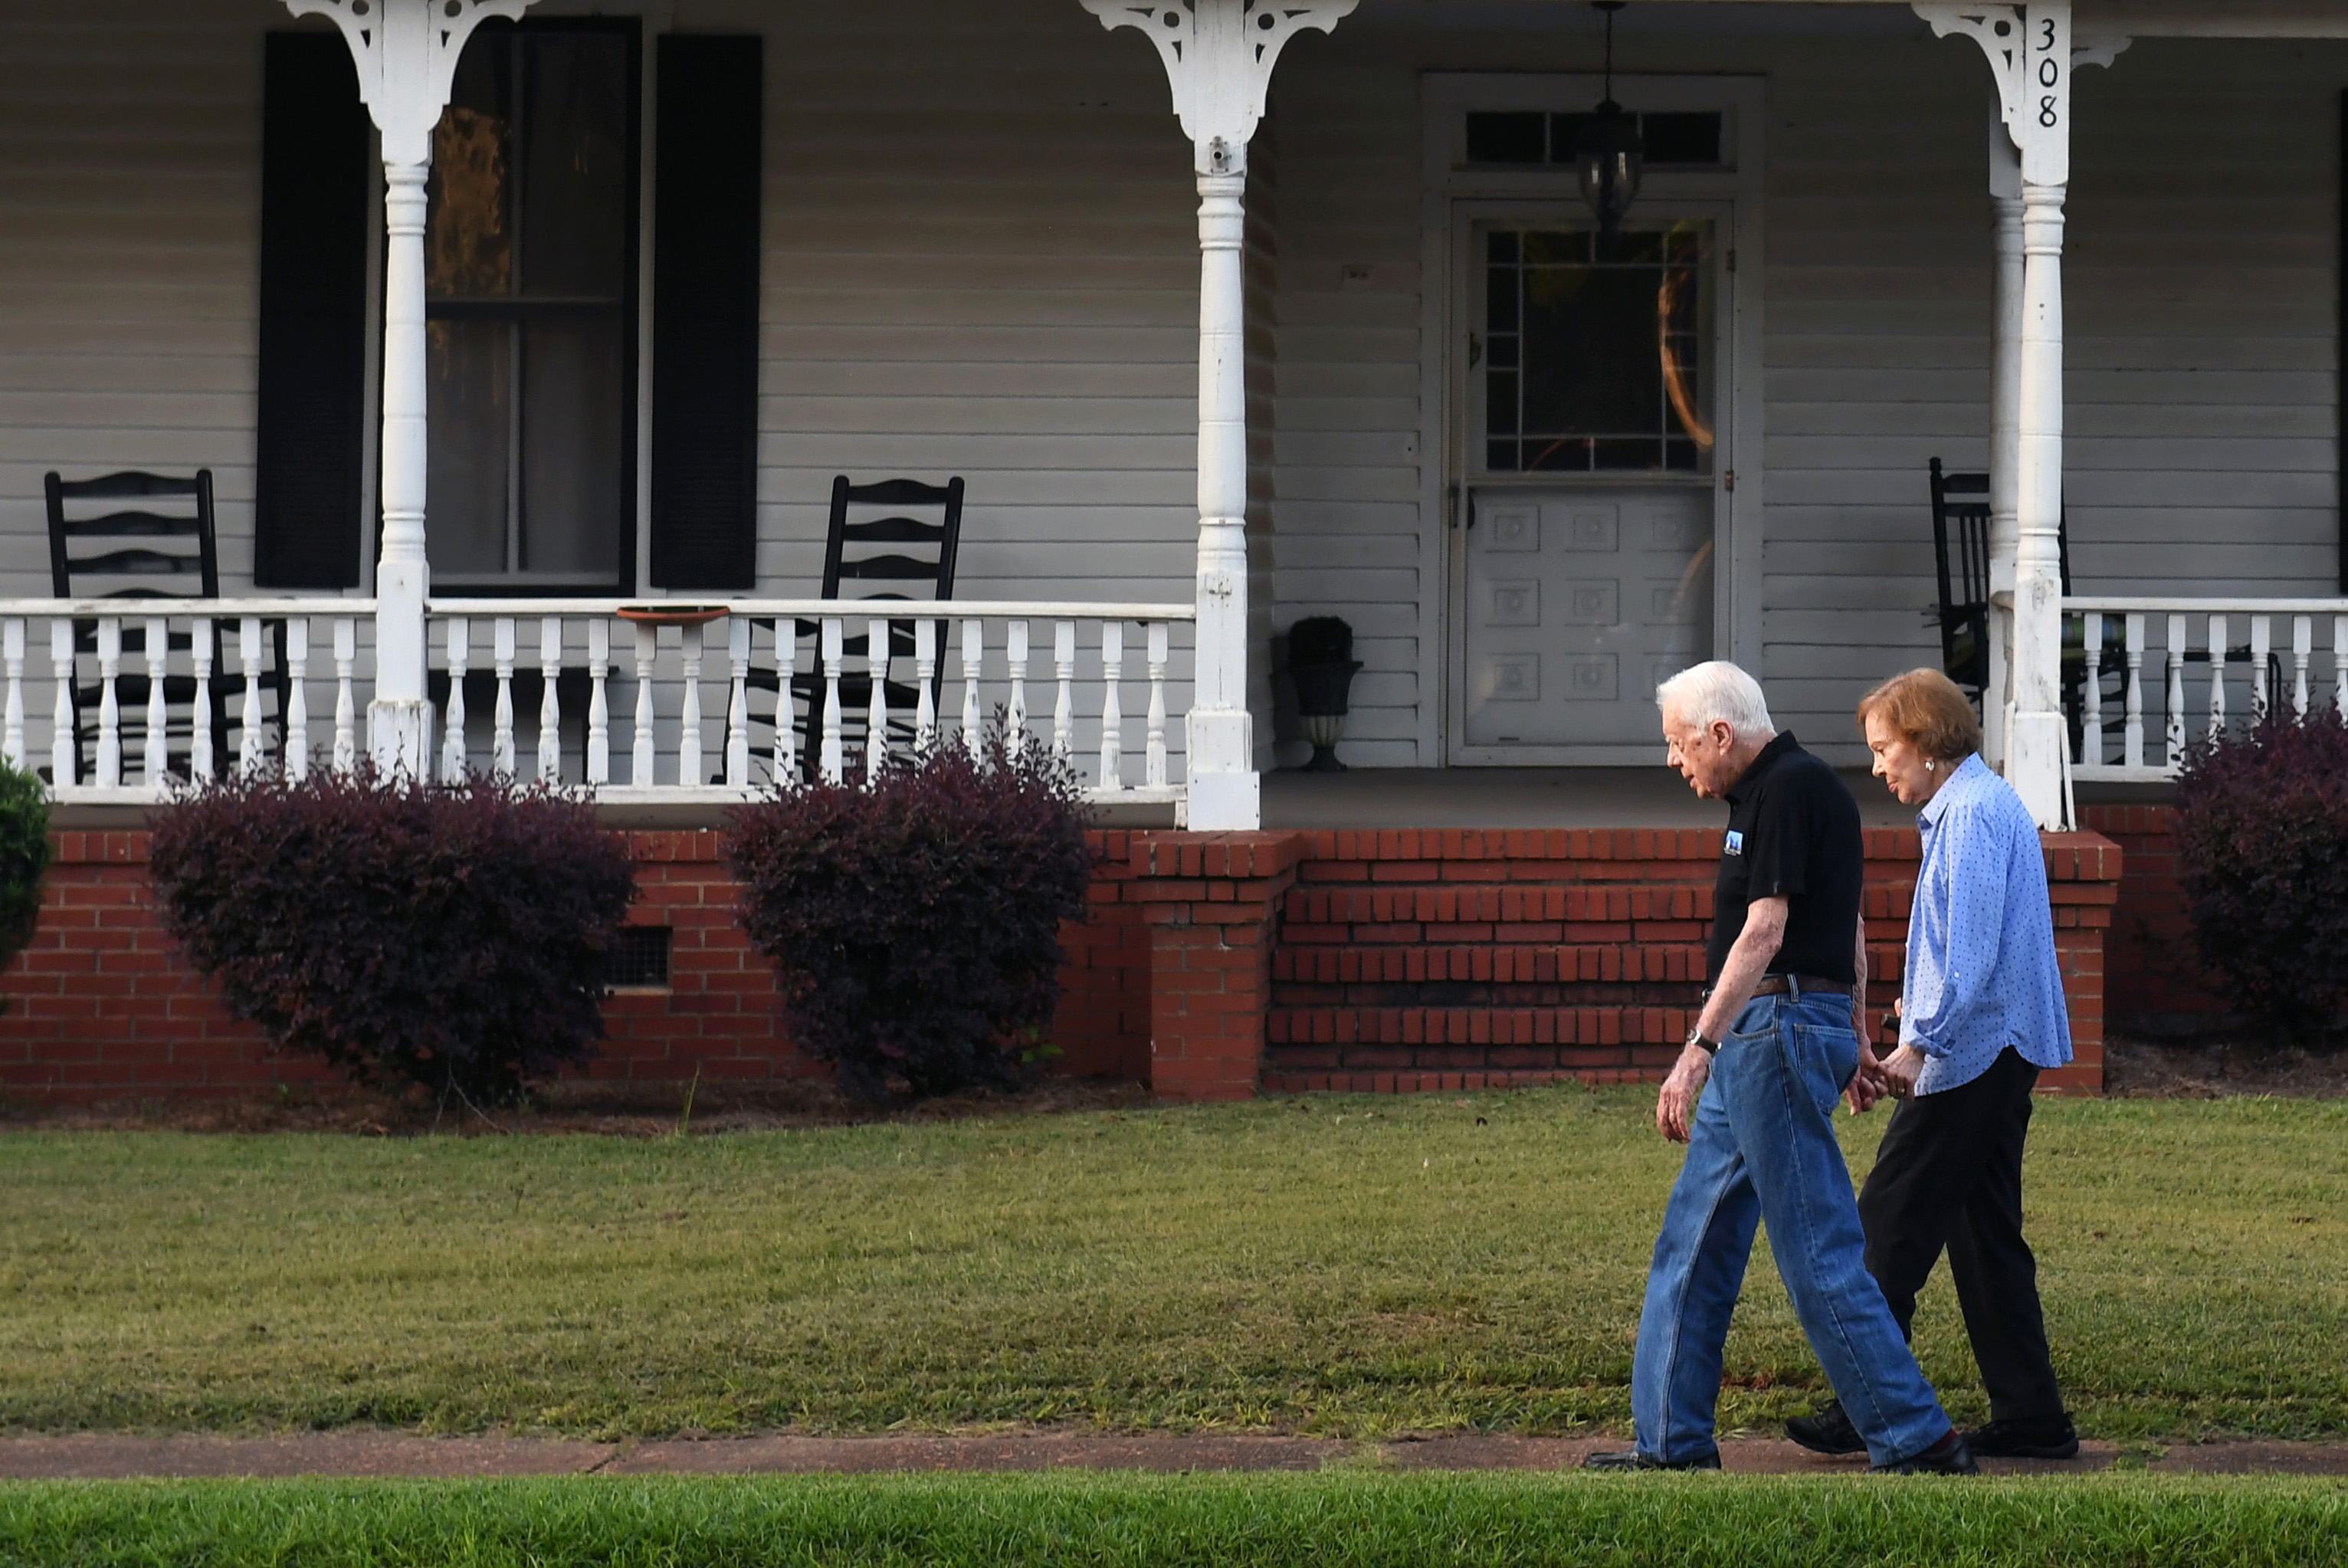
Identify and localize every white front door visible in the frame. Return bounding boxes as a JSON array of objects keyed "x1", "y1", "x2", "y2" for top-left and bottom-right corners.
[
  {"x1": 1461, "y1": 488, "x2": 1713, "y2": 747},
  {"x1": 1451, "y1": 215, "x2": 1728, "y2": 761}
]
